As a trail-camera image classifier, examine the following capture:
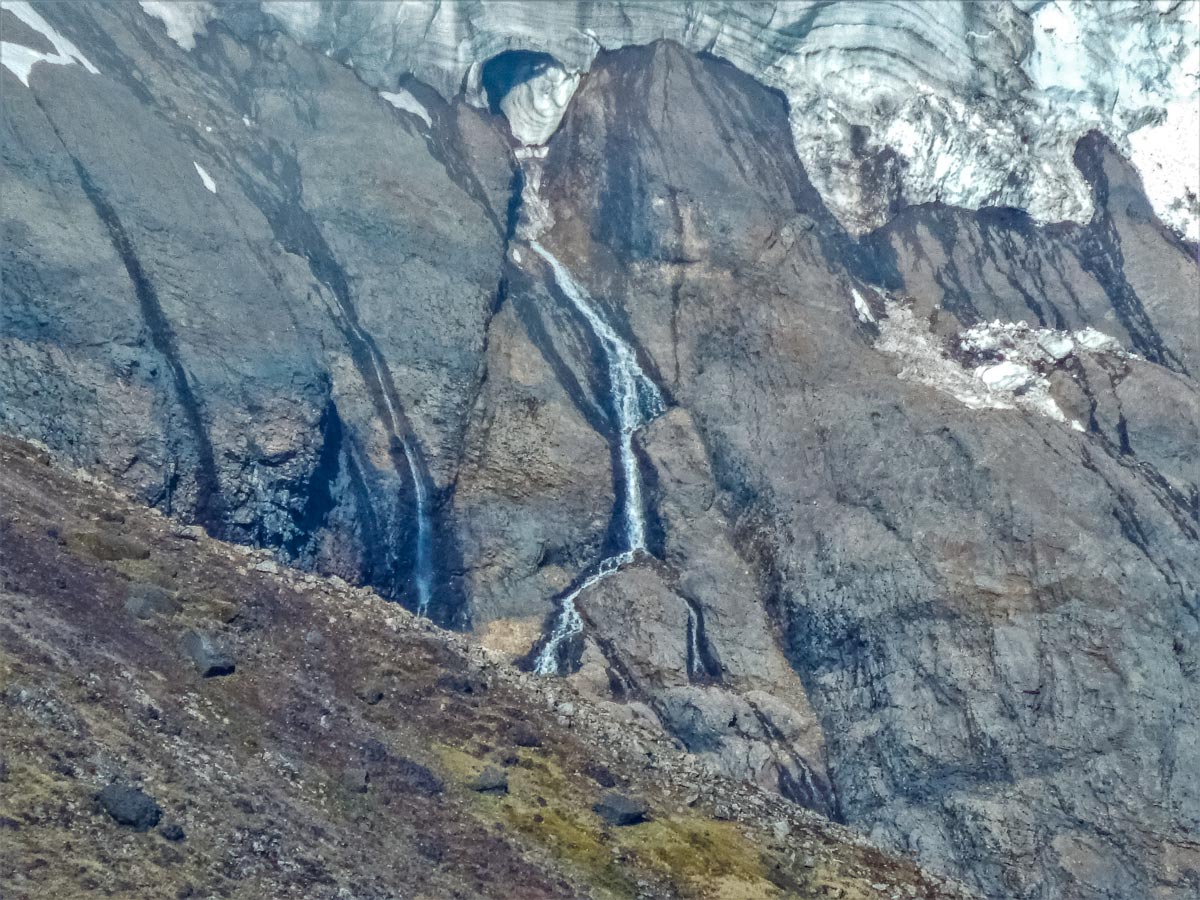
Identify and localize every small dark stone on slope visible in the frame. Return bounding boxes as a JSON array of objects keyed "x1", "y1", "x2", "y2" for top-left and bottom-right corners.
[
  {"x1": 469, "y1": 767, "x2": 508, "y2": 793},
  {"x1": 160, "y1": 822, "x2": 186, "y2": 842},
  {"x1": 361, "y1": 739, "x2": 389, "y2": 763},
  {"x1": 125, "y1": 583, "x2": 180, "y2": 620},
  {"x1": 593, "y1": 792, "x2": 649, "y2": 826},
  {"x1": 508, "y1": 723, "x2": 541, "y2": 748},
  {"x1": 97, "y1": 782, "x2": 162, "y2": 831},
  {"x1": 356, "y1": 683, "x2": 385, "y2": 705},
  {"x1": 180, "y1": 631, "x2": 235, "y2": 677},
  {"x1": 584, "y1": 762, "x2": 617, "y2": 788},
  {"x1": 437, "y1": 672, "x2": 487, "y2": 694},
  {"x1": 342, "y1": 767, "x2": 369, "y2": 794}
]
